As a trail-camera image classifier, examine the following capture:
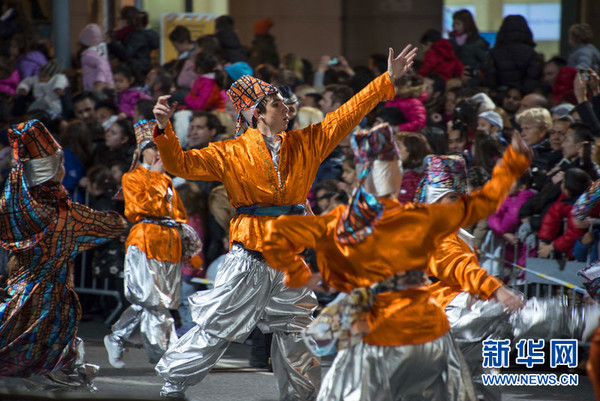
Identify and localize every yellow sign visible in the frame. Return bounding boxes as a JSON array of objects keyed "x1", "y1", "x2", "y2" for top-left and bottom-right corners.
[{"x1": 160, "y1": 13, "x2": 216, "y2": 64}]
